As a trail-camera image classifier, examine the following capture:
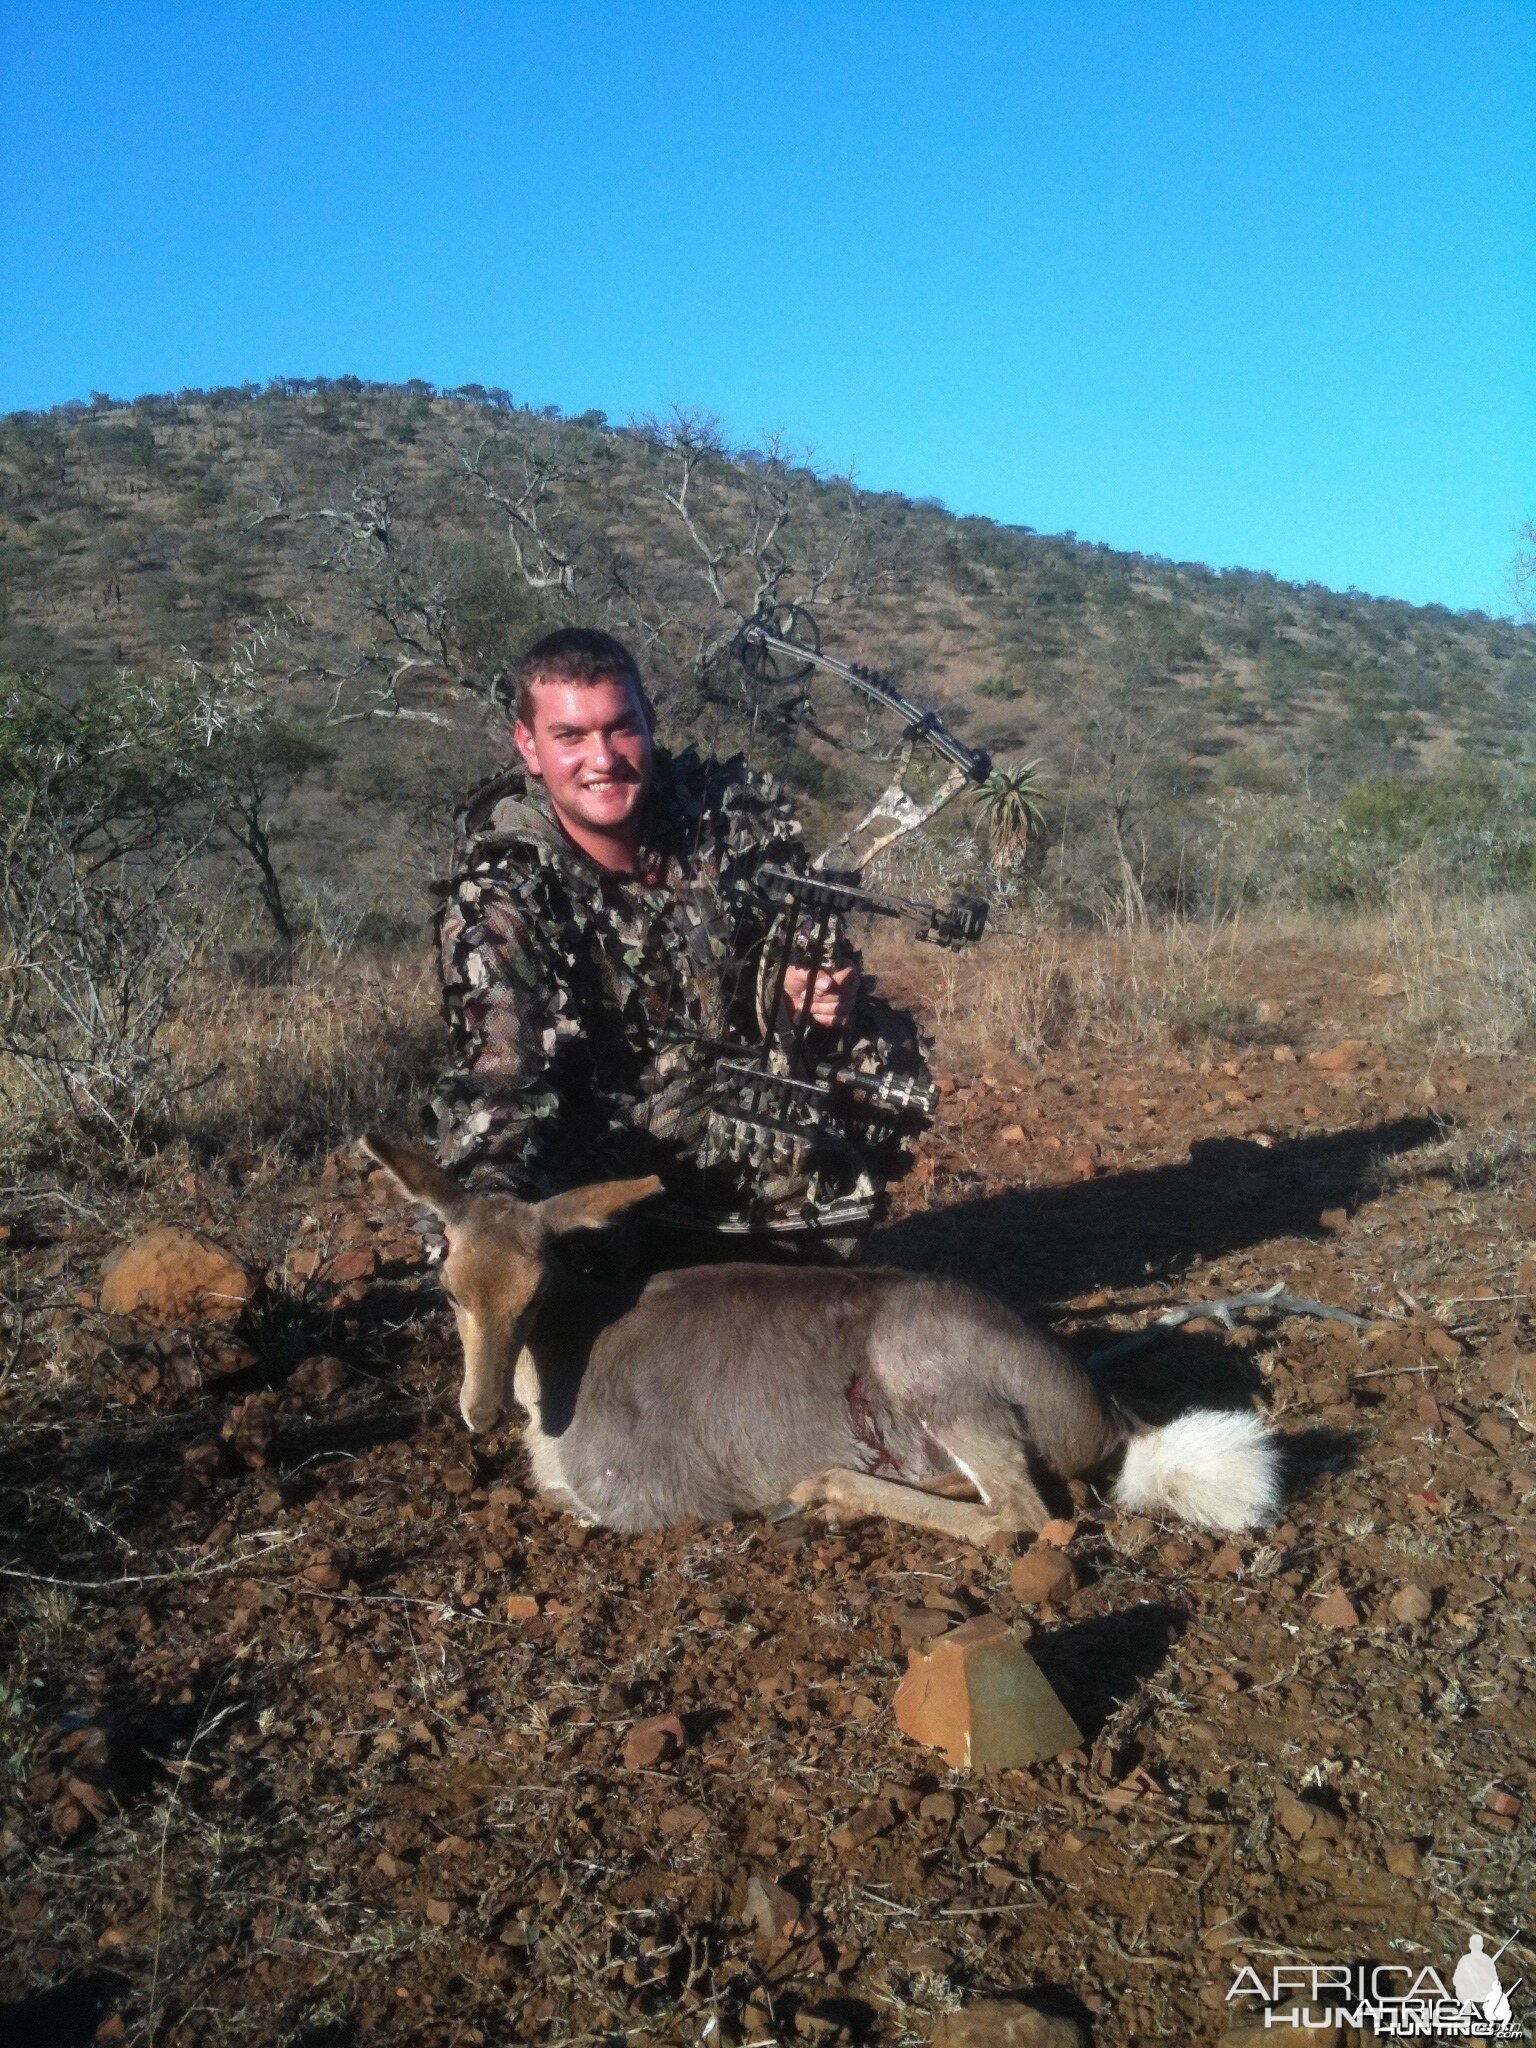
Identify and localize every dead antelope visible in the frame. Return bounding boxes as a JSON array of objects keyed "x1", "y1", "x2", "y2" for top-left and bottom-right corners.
[{"x1": 362, "y1": 1134, "x2": 1281, "y2": 1540}]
